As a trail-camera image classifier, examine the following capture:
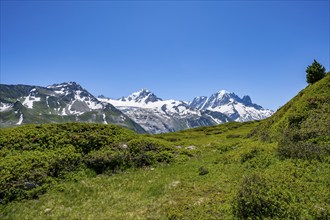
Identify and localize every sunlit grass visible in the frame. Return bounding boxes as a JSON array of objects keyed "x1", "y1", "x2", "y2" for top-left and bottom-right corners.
[{"x1": 1, "y1": 120, "x2": 329, "y2": 219}]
